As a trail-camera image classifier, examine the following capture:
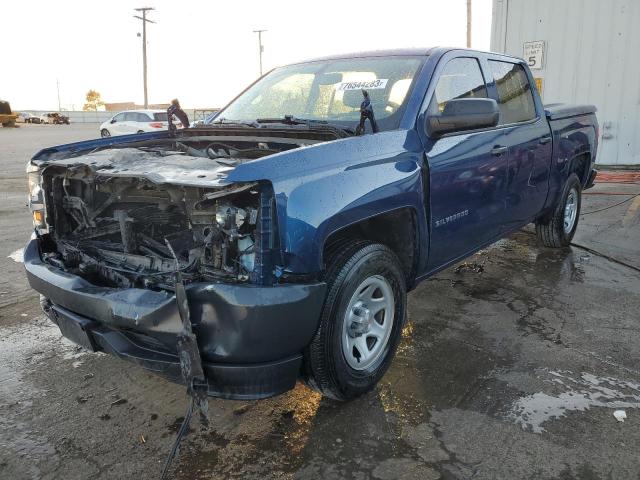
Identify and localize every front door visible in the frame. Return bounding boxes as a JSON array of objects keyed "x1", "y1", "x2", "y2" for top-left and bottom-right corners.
[
  {"x1": 110, "y1": 113, "x2": 126, "y2": 135},
  {"x1": 423, "y1": 57, "x2": 509, "y2": 270}
]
